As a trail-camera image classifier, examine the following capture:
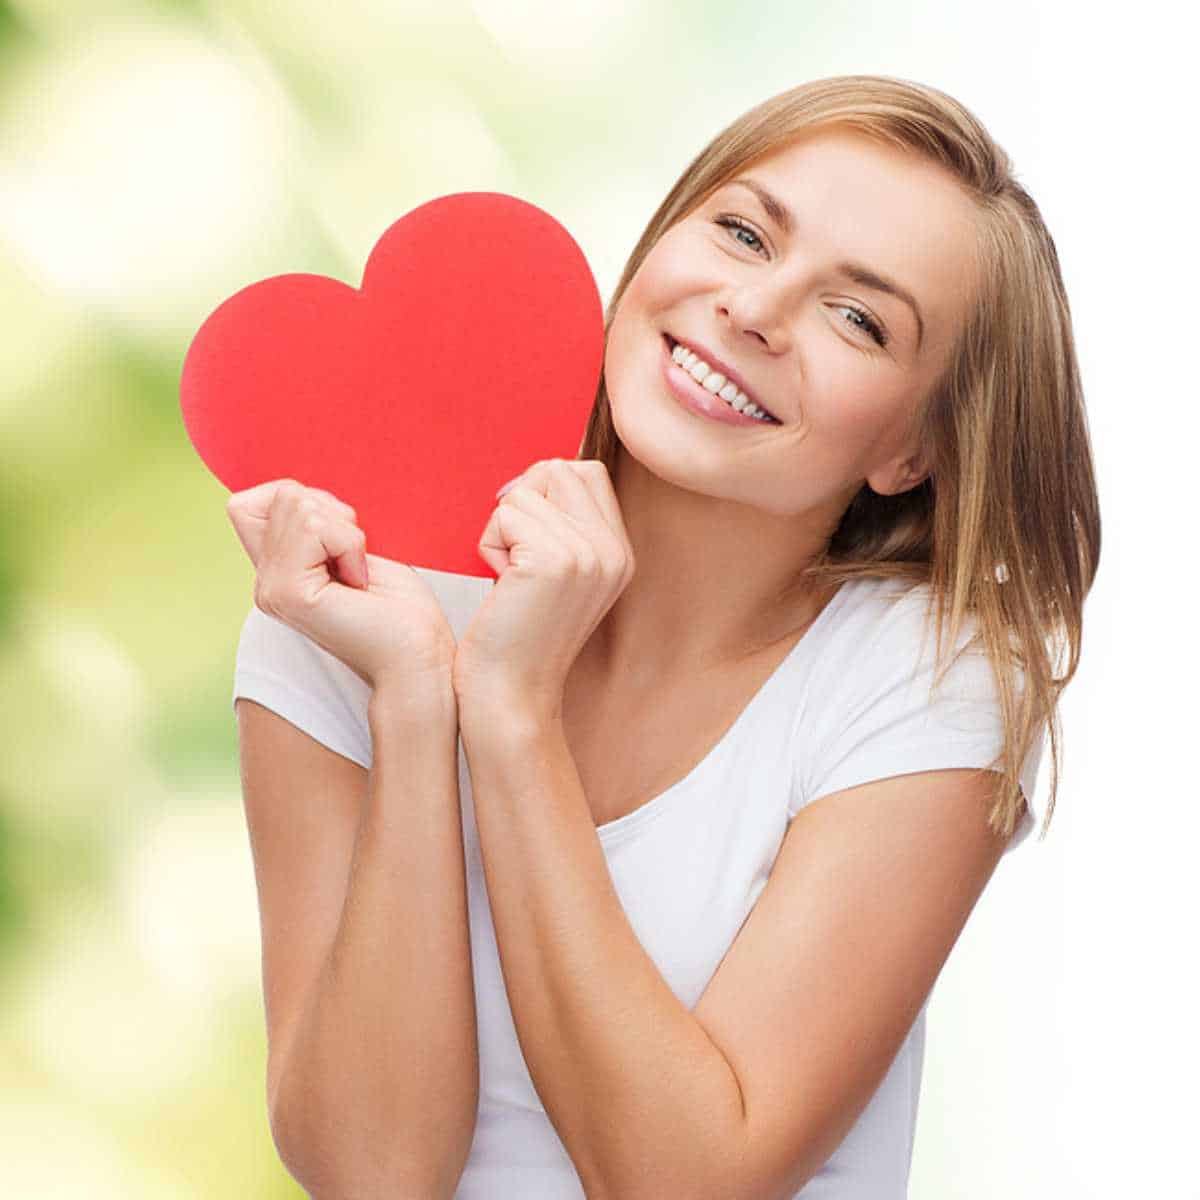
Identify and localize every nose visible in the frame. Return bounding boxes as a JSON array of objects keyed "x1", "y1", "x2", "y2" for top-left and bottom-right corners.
[{"x1": 718, "y1": 293, "x2": 788, "y2": 356}]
